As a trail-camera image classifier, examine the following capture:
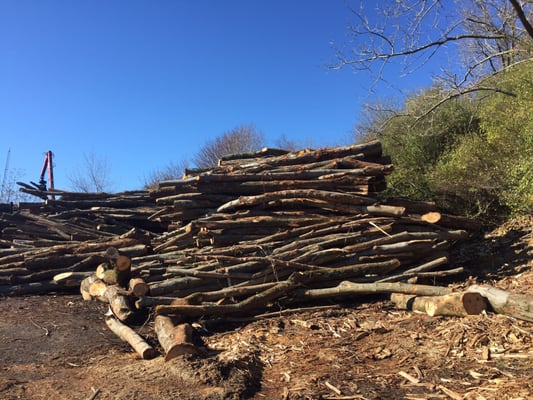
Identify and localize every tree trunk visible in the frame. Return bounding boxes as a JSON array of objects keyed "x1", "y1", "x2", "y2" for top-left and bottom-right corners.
[{"x1": 154, "y1": 316, "x2": 198, "y2": 361}]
